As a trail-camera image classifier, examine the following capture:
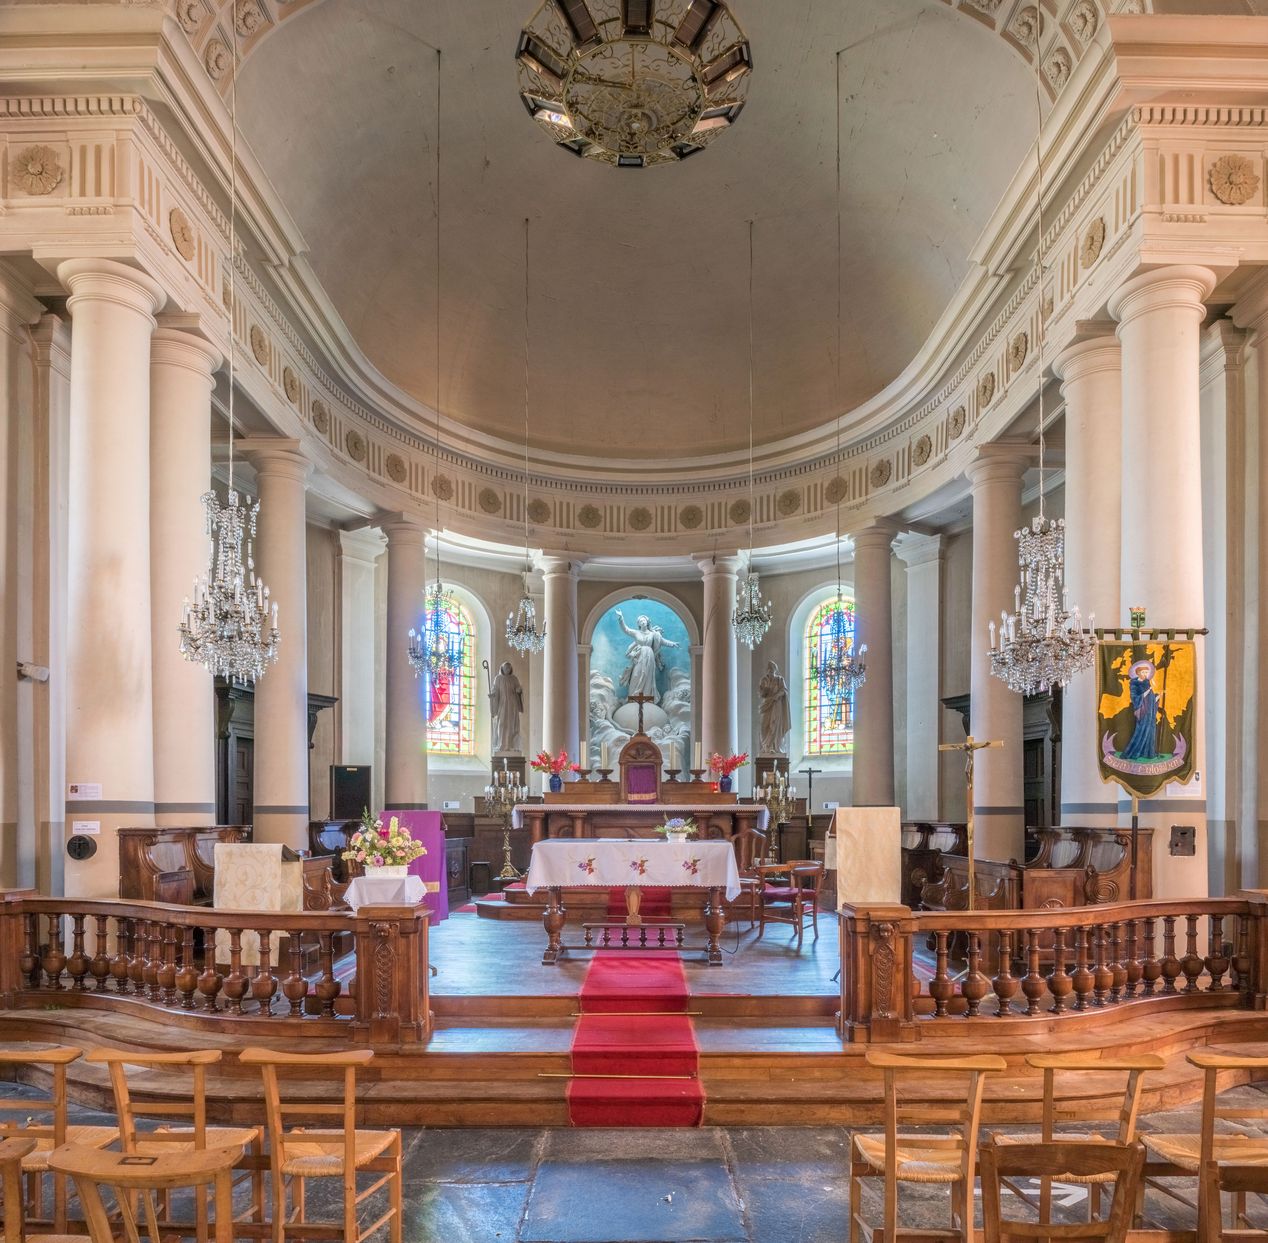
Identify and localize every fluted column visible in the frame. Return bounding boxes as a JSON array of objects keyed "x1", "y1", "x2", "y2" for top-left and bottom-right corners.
[
  {"x1": 150, "y1": 325, "x2": 221, "y2": 826},
  {"x1": 851, "y1": 522, "x2": 898, "y2": 807},
  {"x1": 896, "y1": 533, "x2": 945, "y2": 820},
  {"x1": 381, "y1": 517, "x2": 428, "y2": 809},
  {"x1": 696, "y1": 554, "x2": 742, "y2": 762},
  {"x1": 1053, "y1": 331, "x2": 1122, "y2": 826},
  {"x1": 59, "y1": 259, "x2": 166, "y2": 898},
  {"x1": 240, "y1": 439, "x2": 311, "y2": 847},
  {"x1": 965, "y1": 445, "x2": 1032, "y2": 863},
  {"x1": 1109, "y1": 265, "x2": 1215, "y2": 899},
  {"x1": 541, "y1": 556, "x2": 581, "y2": 763}
]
